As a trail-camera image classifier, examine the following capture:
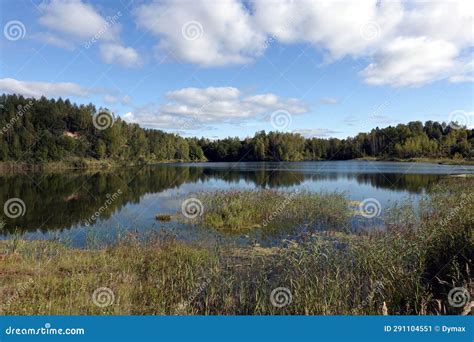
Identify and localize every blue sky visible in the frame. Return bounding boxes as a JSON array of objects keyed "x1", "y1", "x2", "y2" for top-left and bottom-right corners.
[{"x1": 0, "y1": 0, "x2": 473, "y2": 139}]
